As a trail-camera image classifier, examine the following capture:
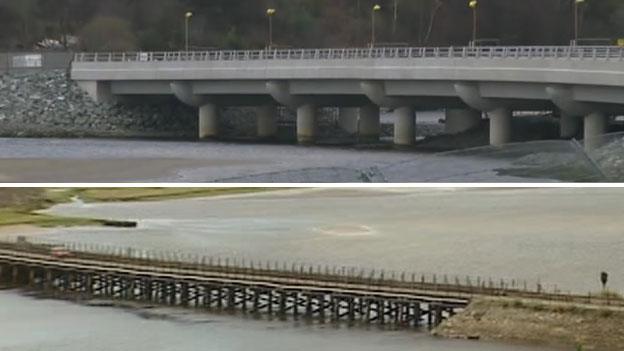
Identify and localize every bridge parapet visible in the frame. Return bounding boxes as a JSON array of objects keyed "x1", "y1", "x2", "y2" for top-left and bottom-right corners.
[{"x1": 73, "y1": 46, "x2": 624, "y2": 63}]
